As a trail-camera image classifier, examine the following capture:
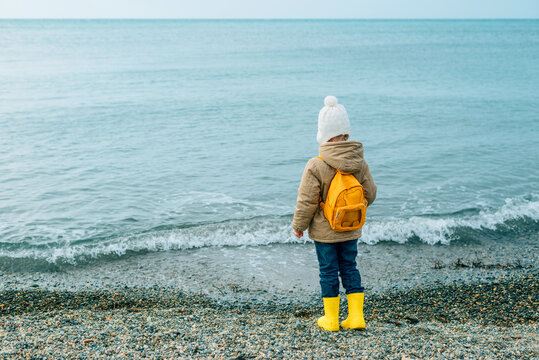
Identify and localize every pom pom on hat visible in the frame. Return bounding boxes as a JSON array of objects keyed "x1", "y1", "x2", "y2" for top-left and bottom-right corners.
[
  {"x1": 317, "y1": 95, "x2": 350, "y2": 145},
  {"x1": 324, "y1": 95, "x2": 338, "y2": 107}
]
